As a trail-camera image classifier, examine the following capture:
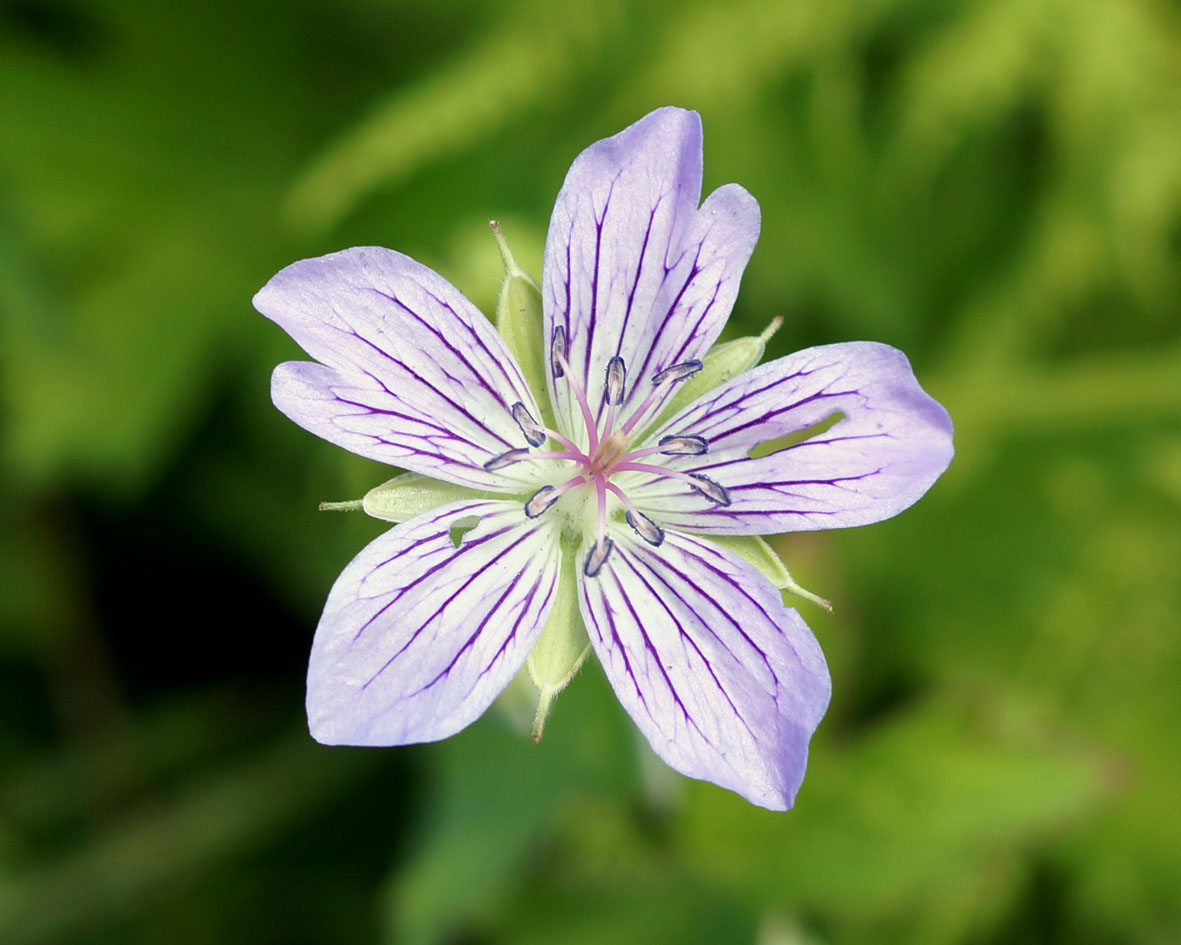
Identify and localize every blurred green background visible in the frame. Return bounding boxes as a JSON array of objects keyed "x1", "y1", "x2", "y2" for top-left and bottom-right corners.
[{"x1": 2, "y1": 0, "x2": 1179, "y2": 943}]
